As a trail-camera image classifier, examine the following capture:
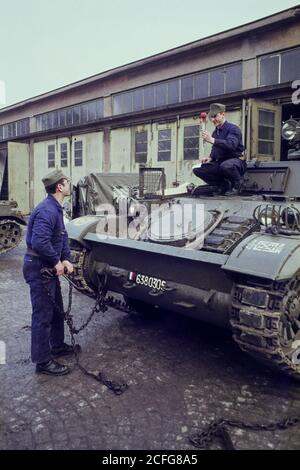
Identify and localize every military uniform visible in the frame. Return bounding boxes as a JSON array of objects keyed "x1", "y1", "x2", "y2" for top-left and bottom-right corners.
[
  {"x1": 23, "y1": 170, "x2": 72, "y2": 369},
  {"x1": 193, "y1": 103, "x2": 246, "y2": 193}
]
